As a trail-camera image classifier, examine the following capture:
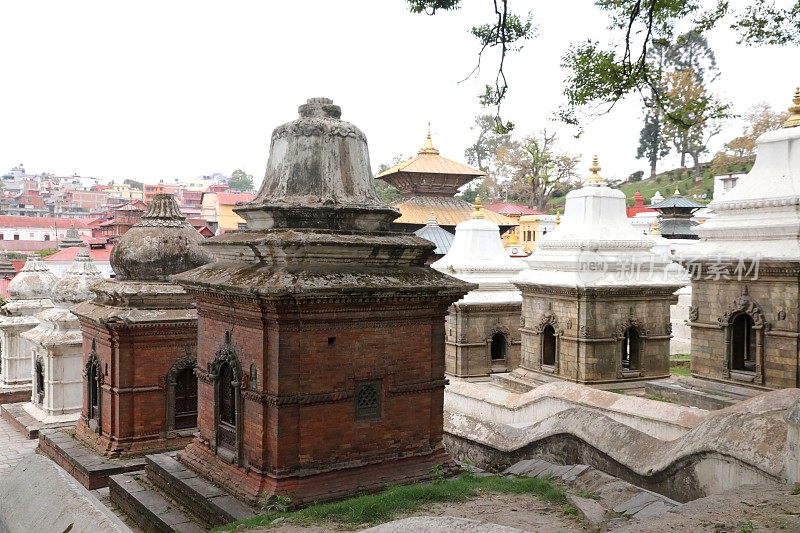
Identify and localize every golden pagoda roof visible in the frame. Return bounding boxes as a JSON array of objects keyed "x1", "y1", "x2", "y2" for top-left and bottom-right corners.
[
  {"x1": 375, "y1": 127, "x2": 486, "y2": 196},
  {"x1": 390, "y1": 196, "x2": 517, "y2": 228}
]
